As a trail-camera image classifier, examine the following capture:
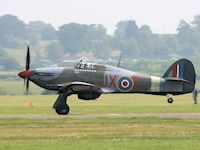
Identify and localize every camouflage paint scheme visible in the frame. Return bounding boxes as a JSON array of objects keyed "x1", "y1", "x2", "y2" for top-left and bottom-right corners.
[
  {"x1": 19, "y1": 58, "x2": 195, "y2": 115},
  {"x1": 29, "y1": 59, "x2": 195, "y2": 96}
]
